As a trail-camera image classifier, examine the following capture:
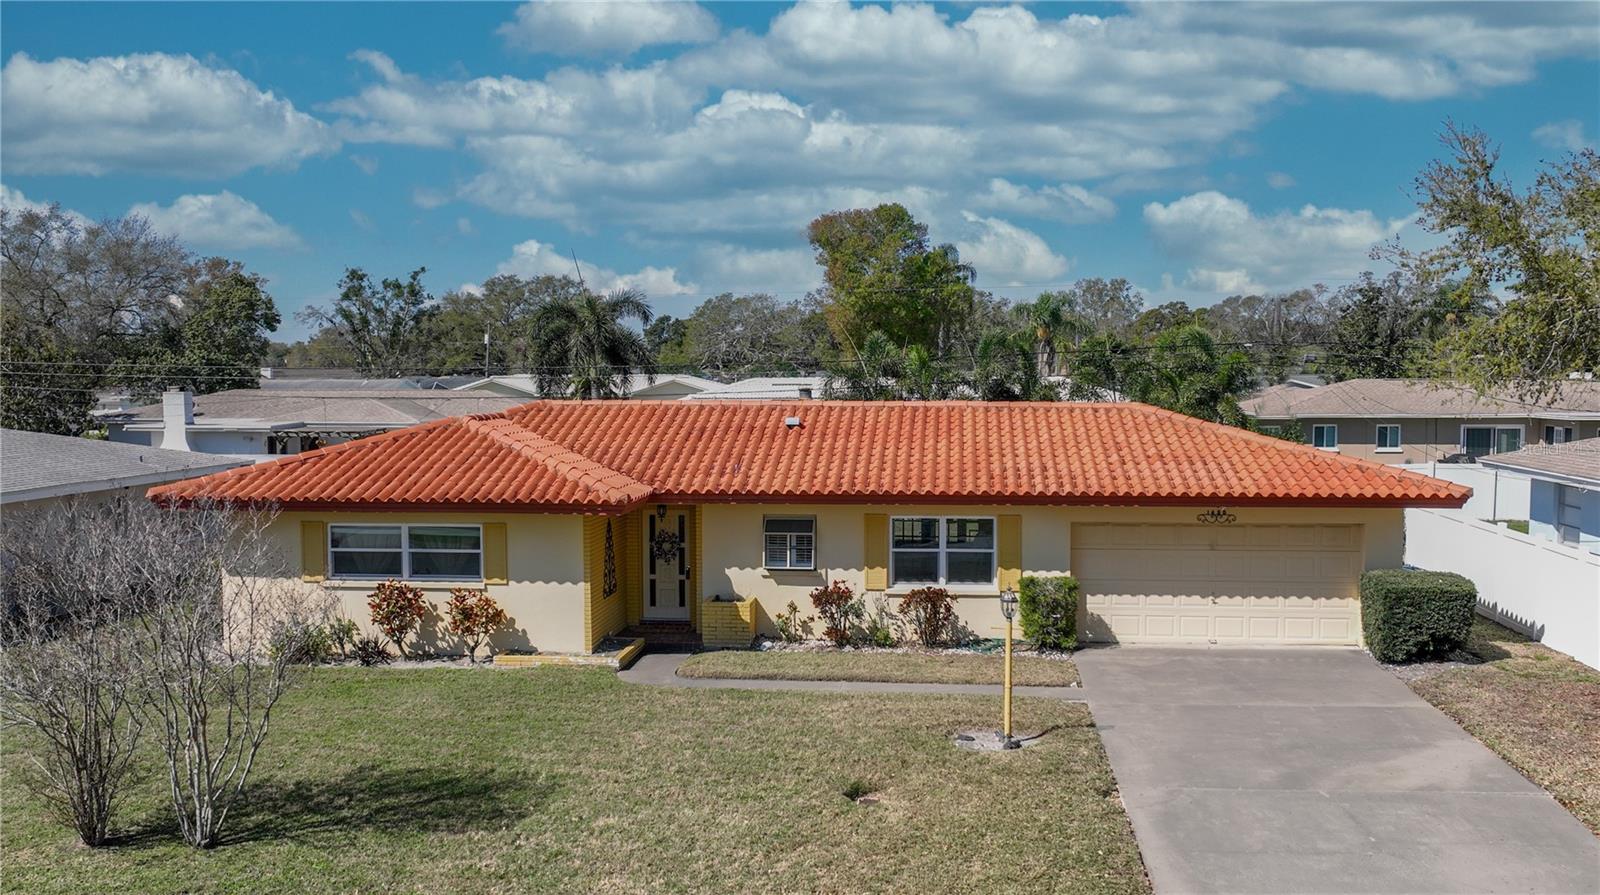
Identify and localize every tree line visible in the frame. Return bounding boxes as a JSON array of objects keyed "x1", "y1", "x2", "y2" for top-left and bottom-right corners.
[{"x1": 4, "y1": 124, "x2": 1593, "y2": 435}]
